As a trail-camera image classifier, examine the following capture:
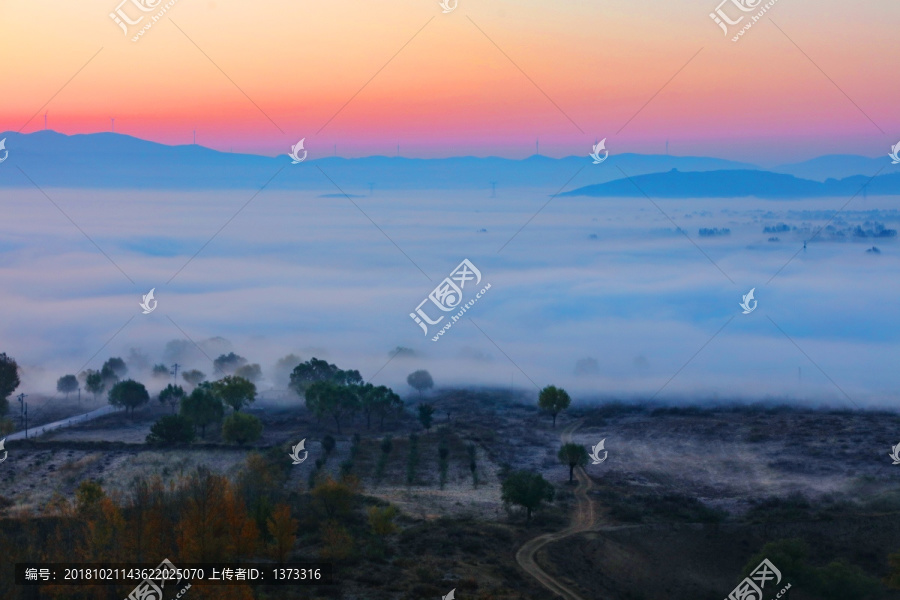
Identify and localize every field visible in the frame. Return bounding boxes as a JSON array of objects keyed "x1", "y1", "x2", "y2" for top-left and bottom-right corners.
[{"x1": 2, "y1": 387, "x2": 900, "y2": 599}]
